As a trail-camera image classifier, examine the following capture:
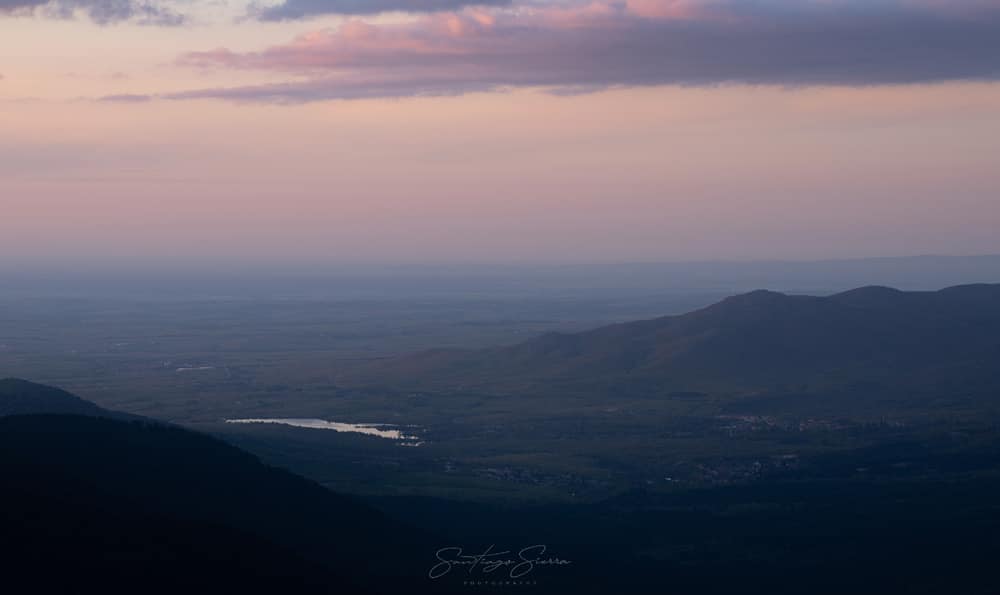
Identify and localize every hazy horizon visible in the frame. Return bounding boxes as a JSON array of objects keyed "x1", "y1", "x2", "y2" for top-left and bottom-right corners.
[{"x1": 3, "y1": 254, "x2": 999, "y2": 300}]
